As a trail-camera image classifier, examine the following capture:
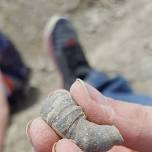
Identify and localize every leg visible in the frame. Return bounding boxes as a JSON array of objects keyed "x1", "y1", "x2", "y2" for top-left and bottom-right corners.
[
  {"x1": 44, "y1": 16, "x2": 92, "y2": 90},
  {"x1": 86, "y1": 74, "x2": 152, "y2": 106},
  {"x1": 0, "y1": 76, "x2": 10, "y2": 152},
  {"x1": 44, "y1": 16, "x2": 152, "y2": 106},
  {"x1": 0, "y1": 32, "x2": 31, "y2": 151},
  {"x1": 104, "y1": 92, "x2": 152, "y2": 106},
  {"x1": 0, "y1": 32, "x2": 31, "y2": 112},
  {"x1": 44, "y1": 15, "x2": 133, "y2": 94}
]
